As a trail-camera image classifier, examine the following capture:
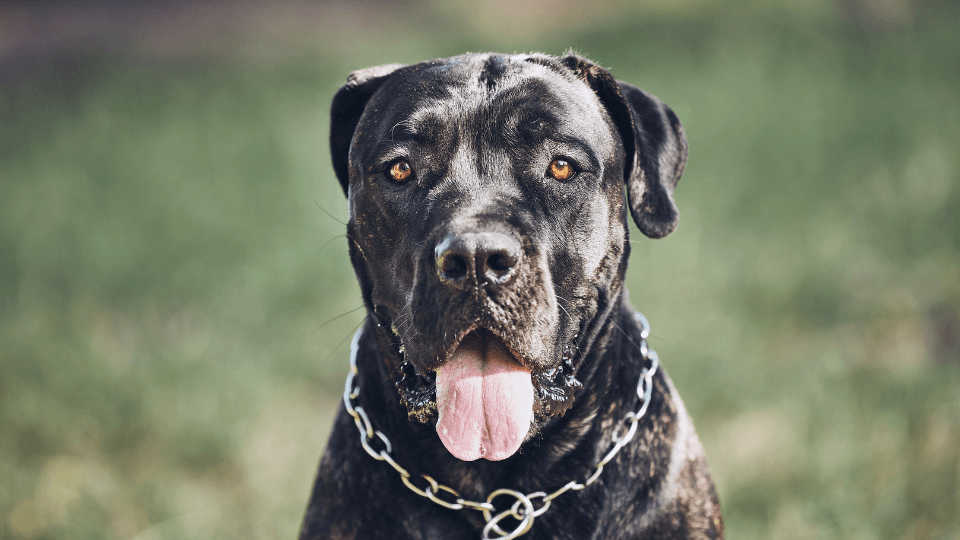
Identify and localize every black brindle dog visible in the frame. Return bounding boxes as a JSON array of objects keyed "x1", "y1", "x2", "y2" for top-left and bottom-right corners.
[{"x1": 300, "y1": 53, "x2": 723, "y2": 539}]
